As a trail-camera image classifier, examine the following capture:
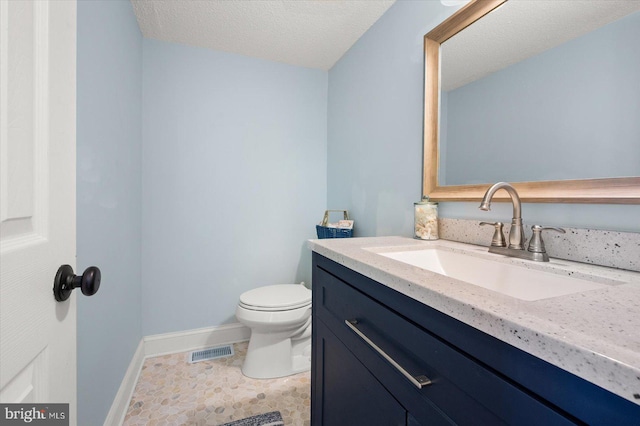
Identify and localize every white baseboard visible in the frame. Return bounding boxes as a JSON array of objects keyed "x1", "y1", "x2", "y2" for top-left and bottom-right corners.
[
  {"x1": 143, "y1": 323, "x2": 251, "y2": 358},
  {"x1": 103, "y1": 339, "x2": 145, "y2": 426},
  {"x1": 104, "y1": 323, "x2": 250, "y2": 425}
]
